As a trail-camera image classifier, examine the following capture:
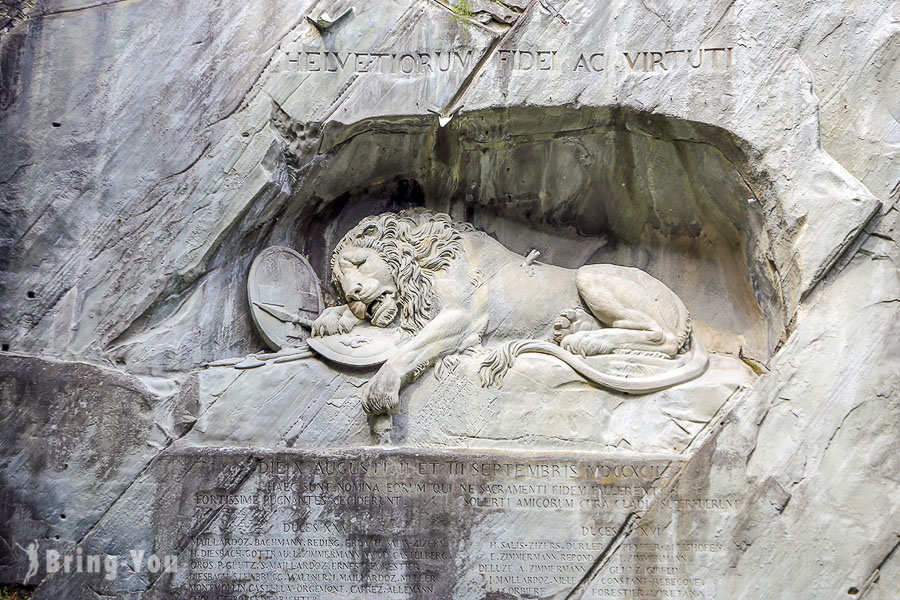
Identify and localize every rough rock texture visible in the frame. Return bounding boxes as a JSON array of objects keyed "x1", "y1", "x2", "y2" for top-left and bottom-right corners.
[
  {"x1": 0, "y1": 0, "x2": 897, "y2": 598},
  {"x1": 0, "y1": 354, "x2": 174, "y2": 584},
  {"x1": 578, "y1": 204, "x2": 900, "y2": 599},
  {"x1": 1, "y1": 0, "x2": 884, "y2": 371},
  {"x1": 182, "y1": 351, "x2": 752, "y2": 454}
]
